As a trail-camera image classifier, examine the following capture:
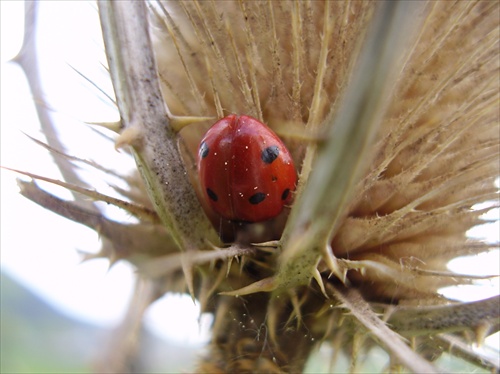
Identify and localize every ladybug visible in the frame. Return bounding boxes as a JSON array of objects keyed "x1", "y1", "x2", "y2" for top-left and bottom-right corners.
[{"x1": 197, "y1": 114, "x2": 297, "y2": 223}]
